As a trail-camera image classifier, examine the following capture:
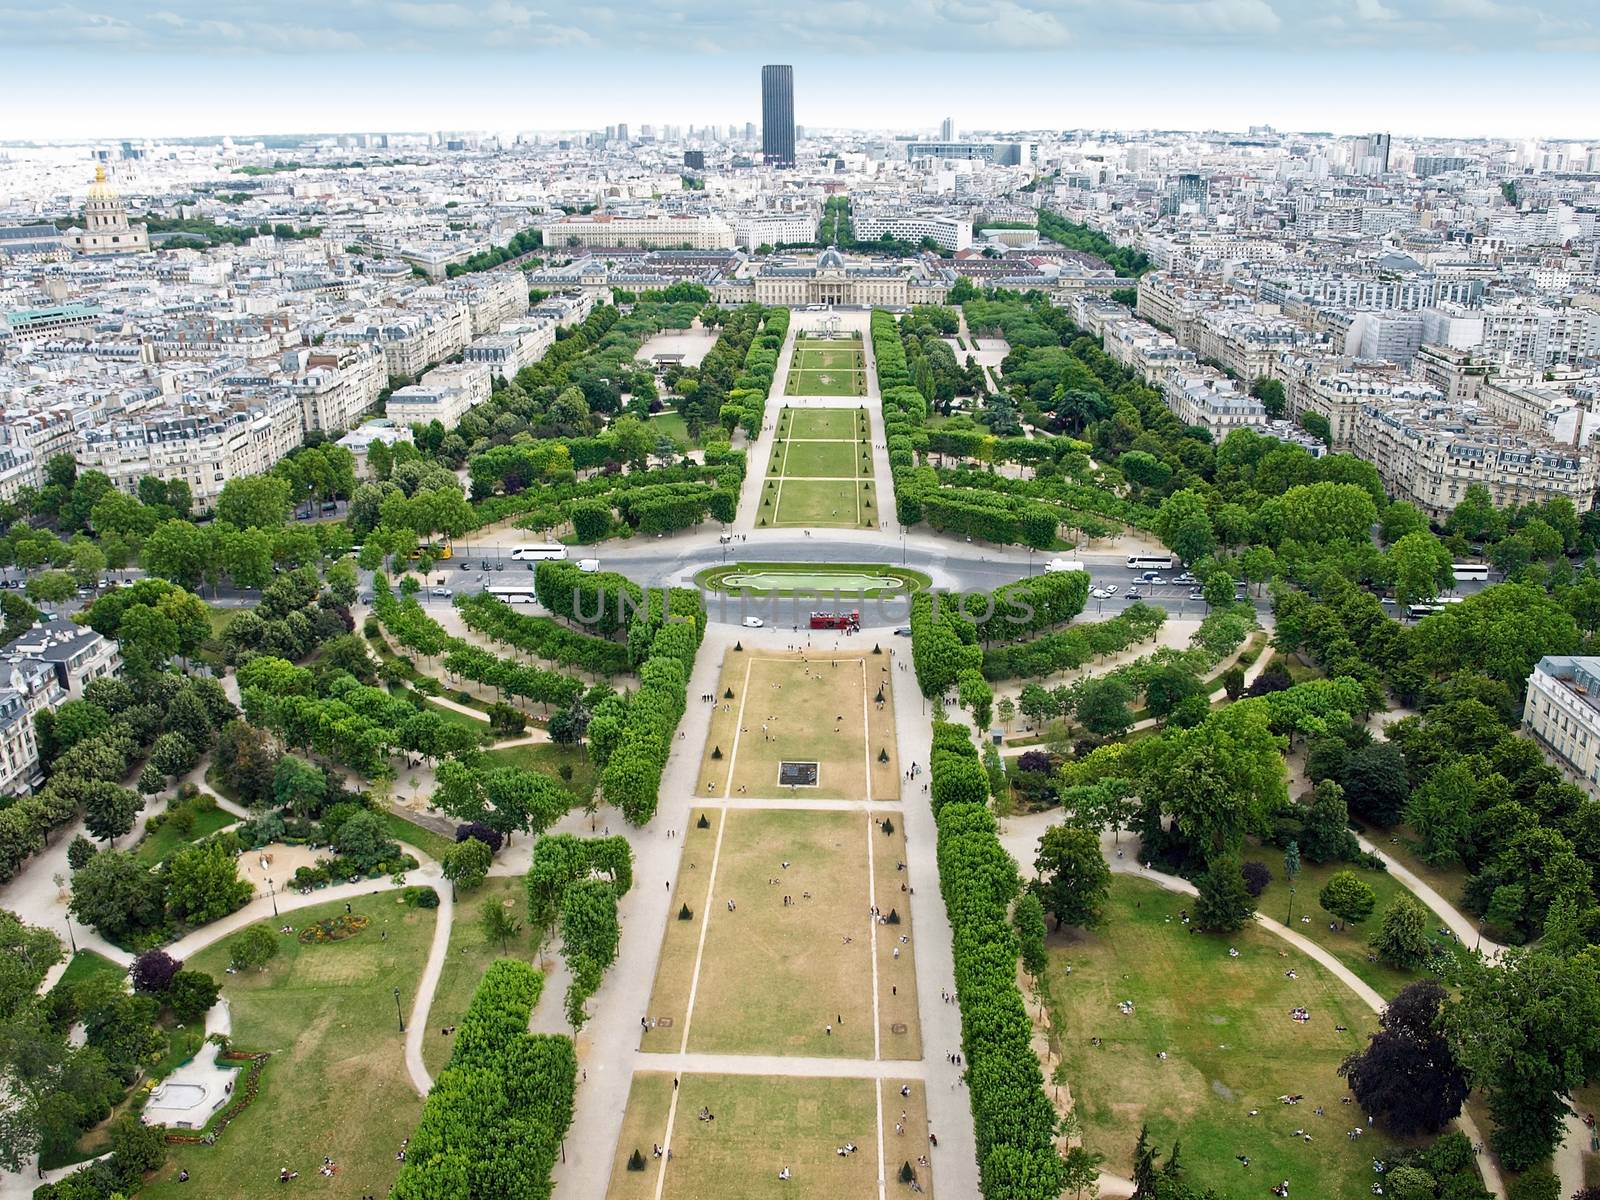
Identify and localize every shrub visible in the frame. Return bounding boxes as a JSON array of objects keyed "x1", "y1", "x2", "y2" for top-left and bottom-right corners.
[
  {"x1": 66, "y1": 834, "x2": 97, "y2": 870},
  {"x1": 228, "y1": 924, "x2": 279, "y2": 971},
  {"x1": 131, "y1": 949, "x2": 183, "y2": 994},
  {"x1": 167, "y1": 970, "x2": 221, "y2": 1024},
  {"x1": 455, "y1": 821, "x2": 504, "y2": 854},
  {"x1": 1241, "y1": 860, "x2": 1273, "y2": 898}
]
